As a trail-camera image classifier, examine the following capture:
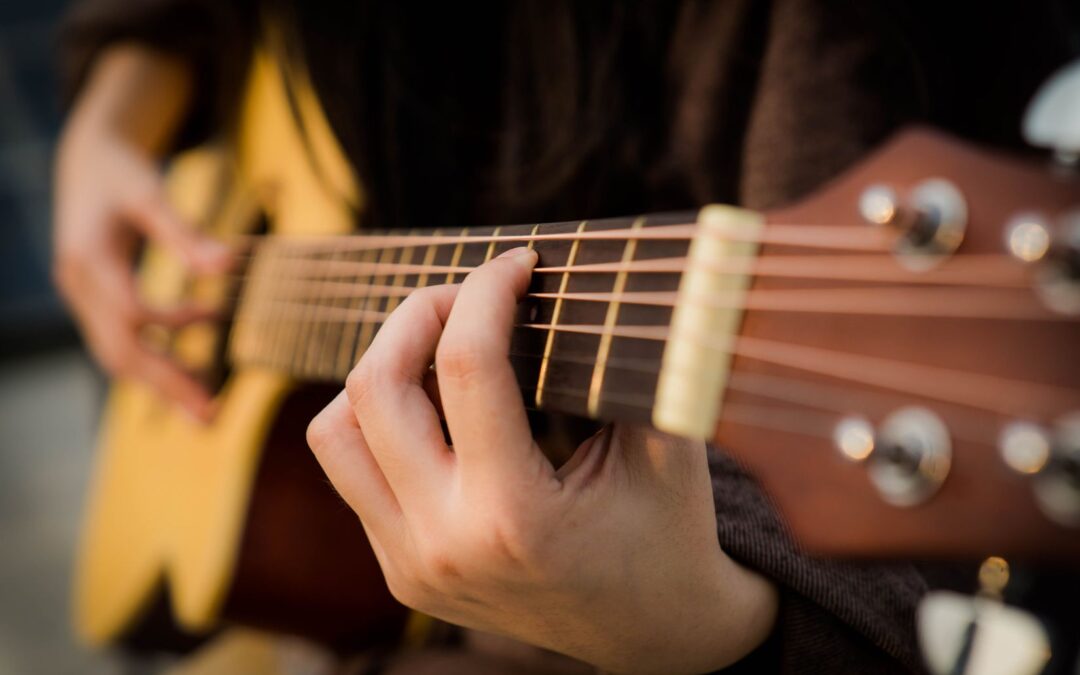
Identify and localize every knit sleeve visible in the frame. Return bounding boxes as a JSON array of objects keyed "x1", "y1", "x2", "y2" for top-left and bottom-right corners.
[
  {"x1": 707, "y1": 448, "x2": 927, "y2": 674},
  {"x1": 58, "y1": 0, "x2": 255, "y2": 149}
]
